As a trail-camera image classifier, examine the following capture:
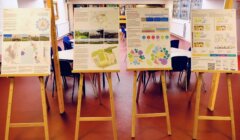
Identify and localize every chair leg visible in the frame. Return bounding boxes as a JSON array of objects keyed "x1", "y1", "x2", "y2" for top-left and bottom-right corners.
[
  {"x1": 45, "y1": 76, "x2": 49, "y2": 88},
  {"x1": 63, "y1": 76, "x2": 68, "y2": 89},
  {"x1": 137, "y1": 72, "x2": 140, "y2": 81},
  {"x1": 102, "y1": 73, "x2": 105, "y2": 88},
  {"x1": 72, "y1": 76, "x2": 76, "y2": 102},
  {"x1": 178, "y1": 72, "x2": 183, "y2": 85},
  {"x1": 52, "y1": 76, "x2": 55, "y2": 97},
  {"x1": 143, "y1": 72, "x2": 152, "y2": 93},
  {"x1": 116, "y1": 72, "x2": 120, "y2": 82},
  {"x1": 152, "y1": 72, "x2": 156, "y2": 82},
  {"x1": 83, "y1": 75, "x2": 86, "y2": 97}
]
